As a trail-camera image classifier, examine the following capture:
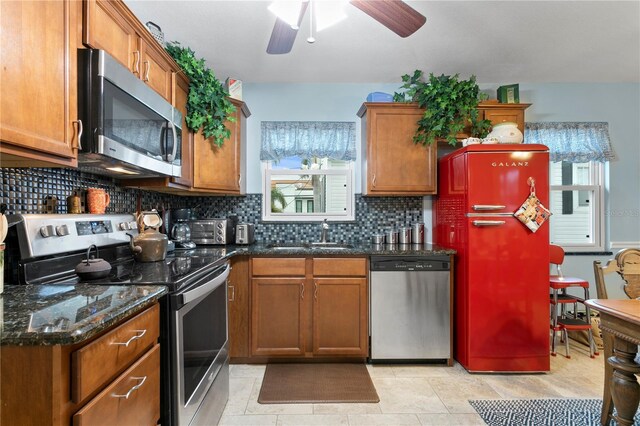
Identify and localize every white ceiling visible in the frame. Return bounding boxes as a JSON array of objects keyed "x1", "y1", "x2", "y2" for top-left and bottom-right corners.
[{"x1": 125, "y1": 0, "x2": 640, "y2": 84}]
